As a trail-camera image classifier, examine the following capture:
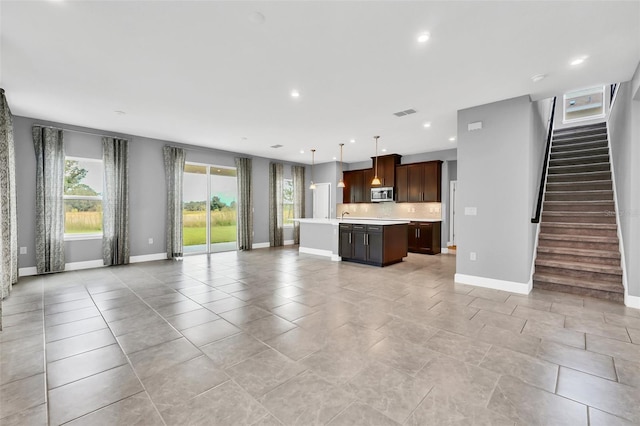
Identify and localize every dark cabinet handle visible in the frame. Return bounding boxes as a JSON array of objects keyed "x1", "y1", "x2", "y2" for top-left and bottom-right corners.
[
  {"x1": 349, "y1": 233, "x2": 352, "y2": 244},
  {"x1": 417, "y1": 229, "x2": 420, "y2": 238}
]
